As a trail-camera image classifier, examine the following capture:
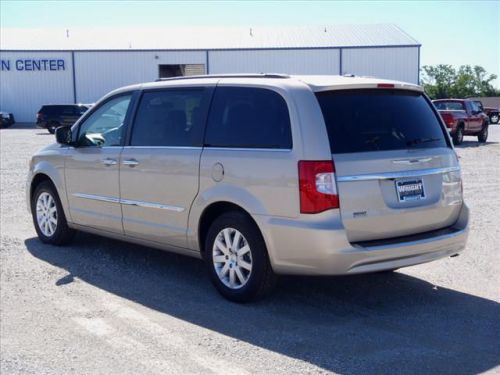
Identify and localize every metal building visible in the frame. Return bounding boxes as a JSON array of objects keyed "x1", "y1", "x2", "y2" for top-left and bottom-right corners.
[{"x1": 0, "y1": 24, "x2": 420, "y2": 122}]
